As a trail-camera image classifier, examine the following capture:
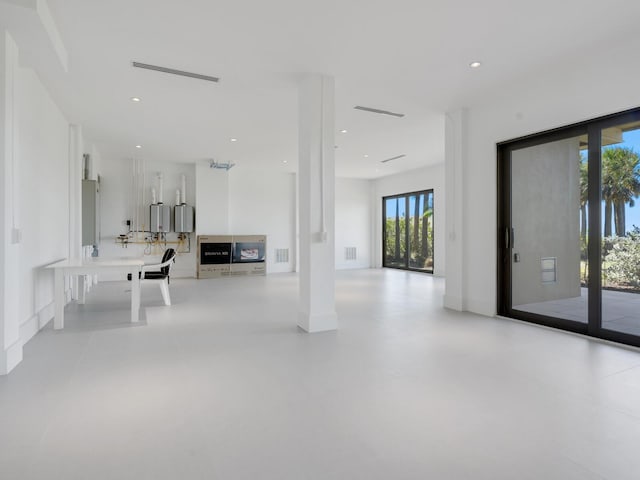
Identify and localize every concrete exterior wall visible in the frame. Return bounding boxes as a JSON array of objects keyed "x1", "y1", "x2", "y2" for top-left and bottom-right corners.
[{"x1": 511, "y1": 138, "x2": 581, "y2": 306}]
